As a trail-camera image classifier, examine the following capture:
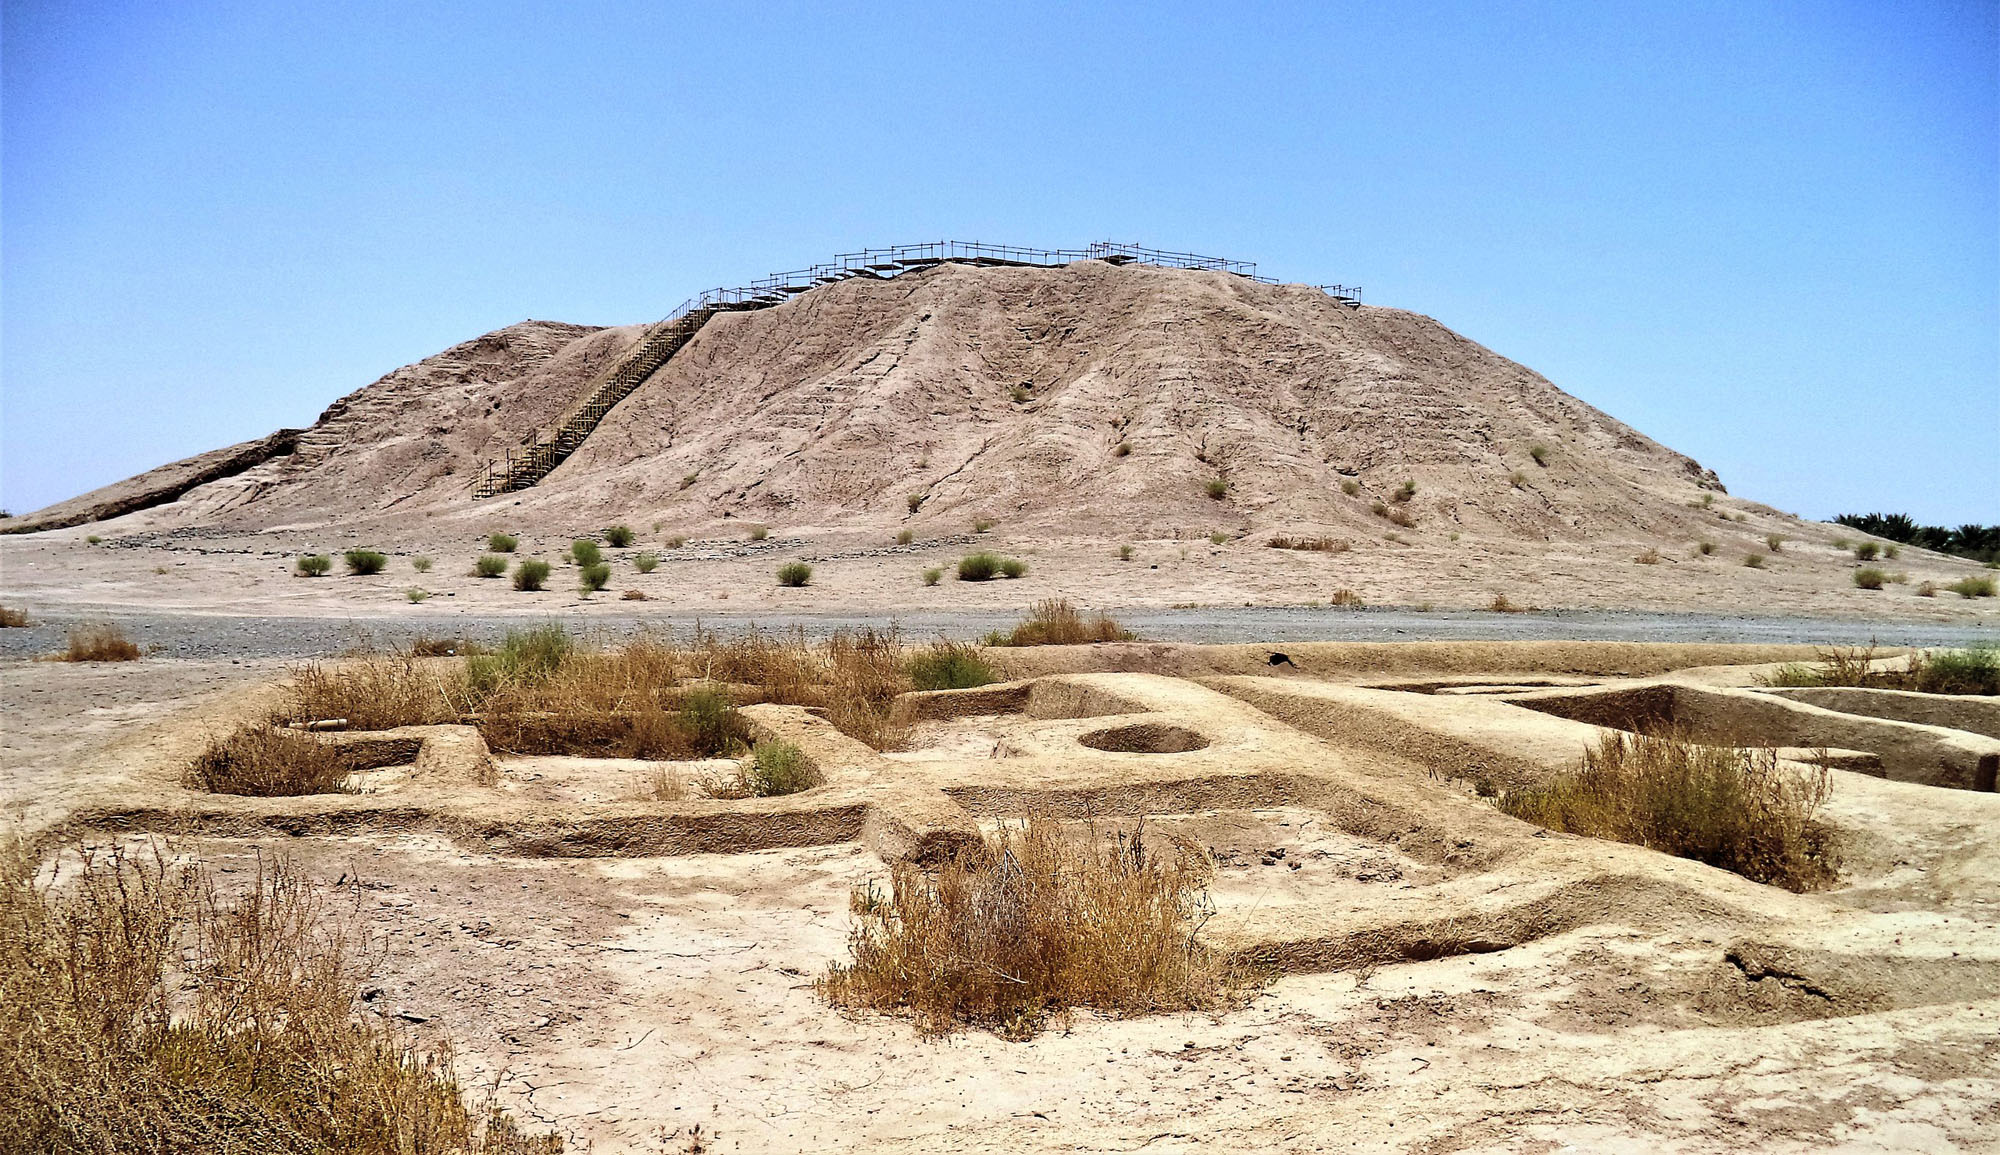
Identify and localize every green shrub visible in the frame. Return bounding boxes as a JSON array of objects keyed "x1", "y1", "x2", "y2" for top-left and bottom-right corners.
[
  {"x1": 1854, "y1": 542, "x2": 1880, "y2": 561},
  {"x1": 1947, "y1": 576, "x2": 1997, "y2": 599},
  {"x1": 922, "y1": 567, "x2": 943, "y2": 587},
  {"x1": 907, "y1": 494, "x2": 925, "y2": 514},
  {"x1": 296, "y1": 554, "x2": 332, "y2": 577},
  {"x1": 957, "y1": 553, "x2": 1003, "y2": 581},
  {"x1": 749, "y1": 525, "x2": 770, "y2": 542},
  {"x1": 410, "y1": 556, "x2": 432, "y2": 573},
  {"x1": 1205, "y1": 478, "x2": 1228, "y2": 500},
  {"x1": 1528, "y1": 444, "x2": 1549, "y2": 466},
  {"x1": 1340, "y1": 480, "x2": 1360, "y2": 496},
  {"x1": 1009, "y1": 385, "x2": 1031, "y2": 403},
  {"x1": 404, "y1": 587, "x2": 430, "y2": 603},
  {"x1": 604, "y1": 525, "x2": 634, "y2": 548},
  {"x1": 1852, "y1": 567, "x2": 1887, "y2": 590},
  {"x1": 1209, "y1": 532, "x2": 1228, "y2": 545},
  {"x1": 1118, "y1": 544, "x2": 1134, "y2": 561},
  {"x1": 579, "y1": 563, "x2": 611, "y2": 592},
  {"x1": 908, "y1": 642, "x2": 999, "y2": 690},
  {"x1": 85, "y1": 535, "x2": 102, "y2": 545},
  {"x1": 777, "y1": 561, "x2": 813, "y2": 587},
  {"x1": 1884, "y1": 544, "x2": 1901, "y2": 560},
  {"x1": 1744, "y1": 553, "x2": 1766, "y2": 569},
  {"x1": 999, "y1": 557, "x2": 1028, "y2": 579},
  {"x1": 633, "y1": 552, "x2": 660, "y2": 574},
  {"x1": 896, "y1": 529, "x2": 914, "y2": 545},
  {"x1": 1393, "y1": 480, "x2": 1417, "y2": 502},
  {"x1": 679, "y1": 684, "x2": 746, "y2": 755},
  {"x1": 1912, "y1": 645, "x2": 2000, "y2": 695},
  {"x1": 513, "y1": 558, "x2": 551, "y2": 591},
  {"x1": 487, "y1": 532, "x2": 518, "y2": 553},
  {"x1": 475, "y1": 554, "x2": 508, "y2": 578},
  {"x1": 343, "y1": 549, "x2": 388, "y2": 576},
  {"x1": 466, "y1": 624, "x2": 573, "y2": 693},
  {"x1": 666, "y1": 535, "x2": 687, "y2": 548},
  {"x1": 745, "y1": 740, "x2": 821, "y2": 796},
  {"x1": 570, "y1": 539, "x2": 603, "y2": 567}
]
